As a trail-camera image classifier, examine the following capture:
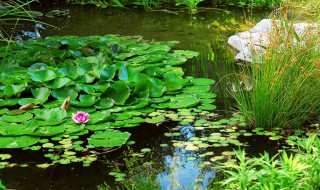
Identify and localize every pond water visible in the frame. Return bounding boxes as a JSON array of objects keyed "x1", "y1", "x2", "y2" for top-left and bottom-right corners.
[{"x1": 0, "y1": 5, "x2": 276, "y2": 190}]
